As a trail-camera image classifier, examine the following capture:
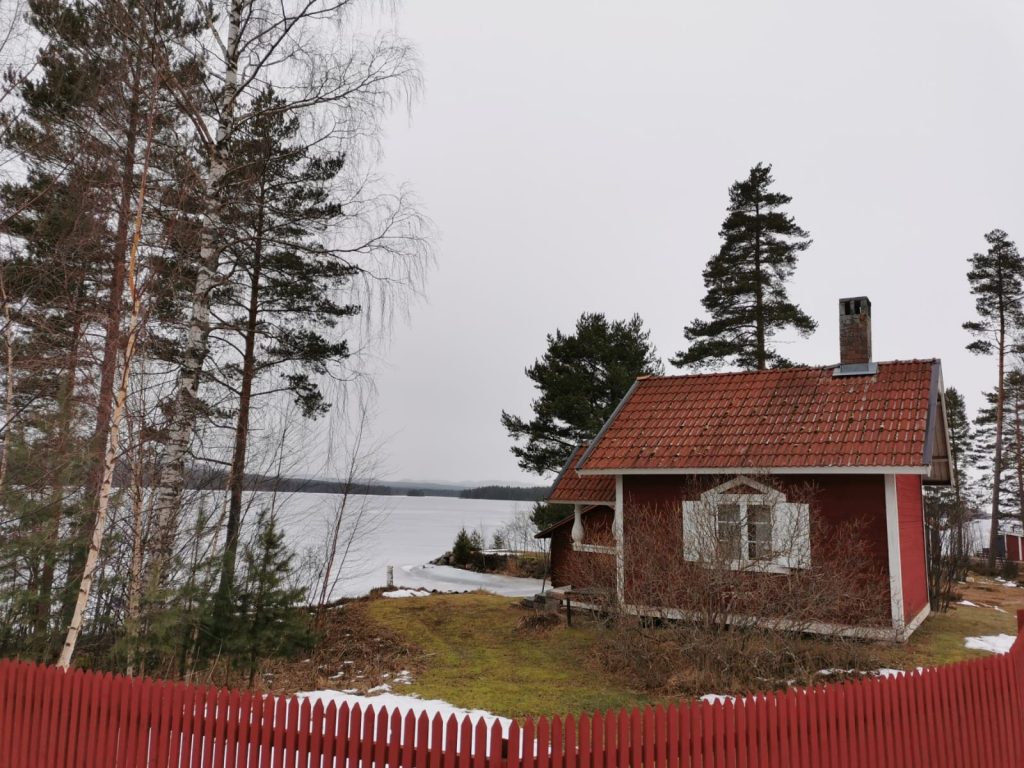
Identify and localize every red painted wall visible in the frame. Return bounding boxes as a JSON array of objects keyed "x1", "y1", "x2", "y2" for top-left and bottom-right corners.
[
  {"x1": 896, "y1": 475, "x2": 928, "y2": 623},
  {"x1": 619, "y1": 474, "x2": 893, "y2": 628},
  {"x1": 548, "y1": 506, "x2": 614, "y2": 588},
  {"x1": 1009, "y1": 535, "x2": 1022, "y2": 562}
]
